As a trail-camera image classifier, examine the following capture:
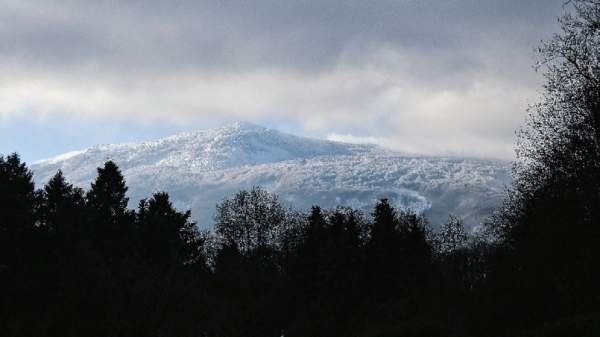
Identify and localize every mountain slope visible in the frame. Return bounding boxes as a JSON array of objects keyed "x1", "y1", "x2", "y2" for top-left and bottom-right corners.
[{"x1": 31, "y1": 123, "x2": 511, "y2": 230}]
